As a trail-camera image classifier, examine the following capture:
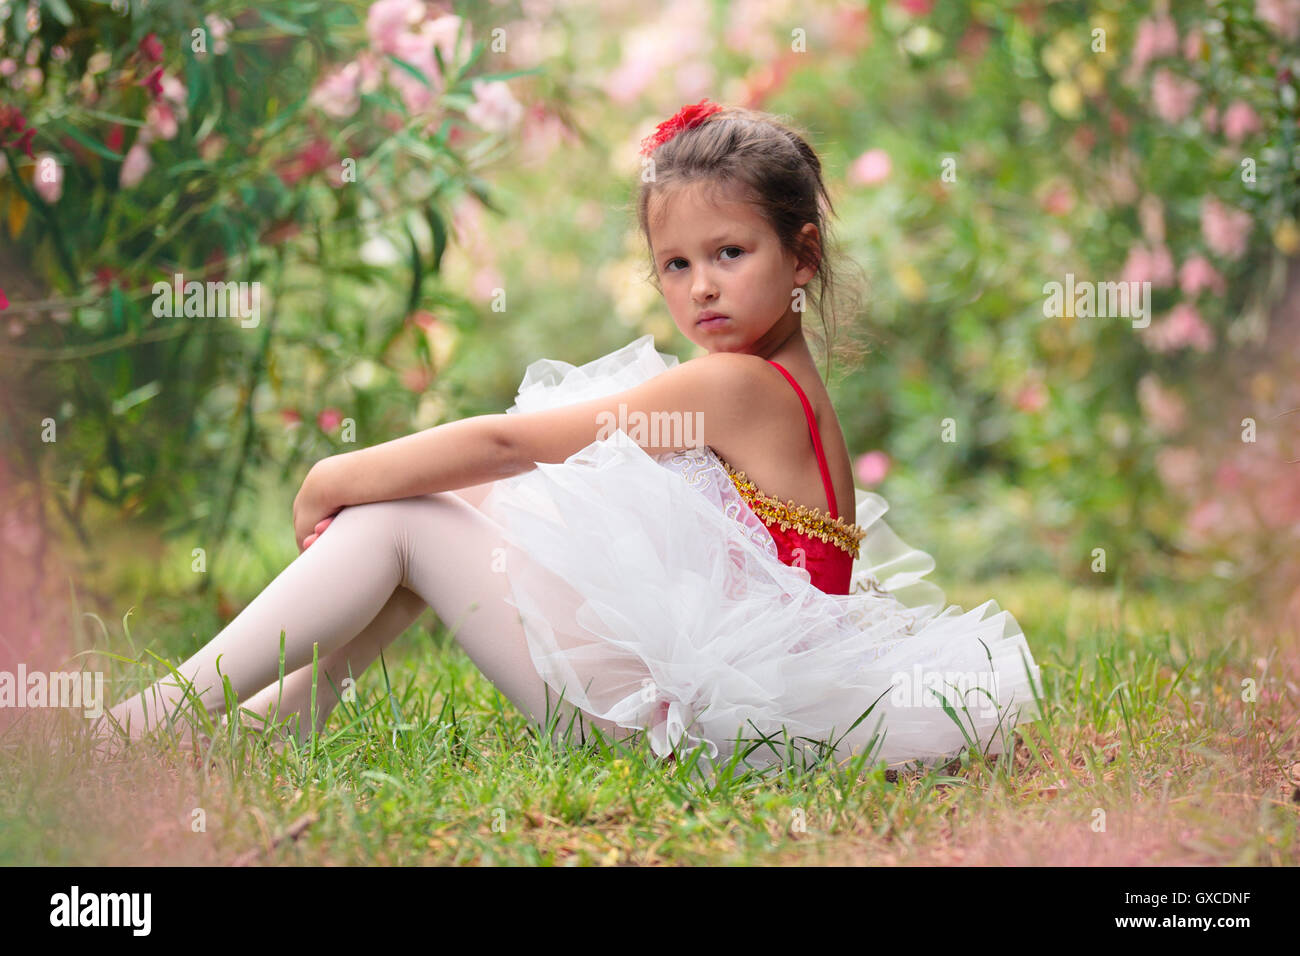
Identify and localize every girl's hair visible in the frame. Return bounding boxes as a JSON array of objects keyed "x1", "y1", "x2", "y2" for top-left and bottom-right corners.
[{"x1": 627, "y1": 104, "x2": 870, "y2": 382}]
